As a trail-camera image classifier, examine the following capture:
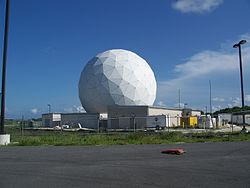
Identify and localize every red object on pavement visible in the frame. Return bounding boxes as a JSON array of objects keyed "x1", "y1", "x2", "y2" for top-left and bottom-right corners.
[{"x1": 161, "y1": 148, "x2": 185, "y2": 155}]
